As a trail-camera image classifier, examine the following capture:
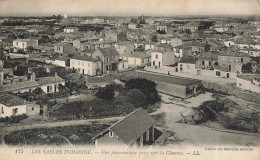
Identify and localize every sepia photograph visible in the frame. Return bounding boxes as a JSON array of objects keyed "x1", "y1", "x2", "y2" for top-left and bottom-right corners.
[{"x1": 0, "y1": 0, "x2": 259, "y2": 160}]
